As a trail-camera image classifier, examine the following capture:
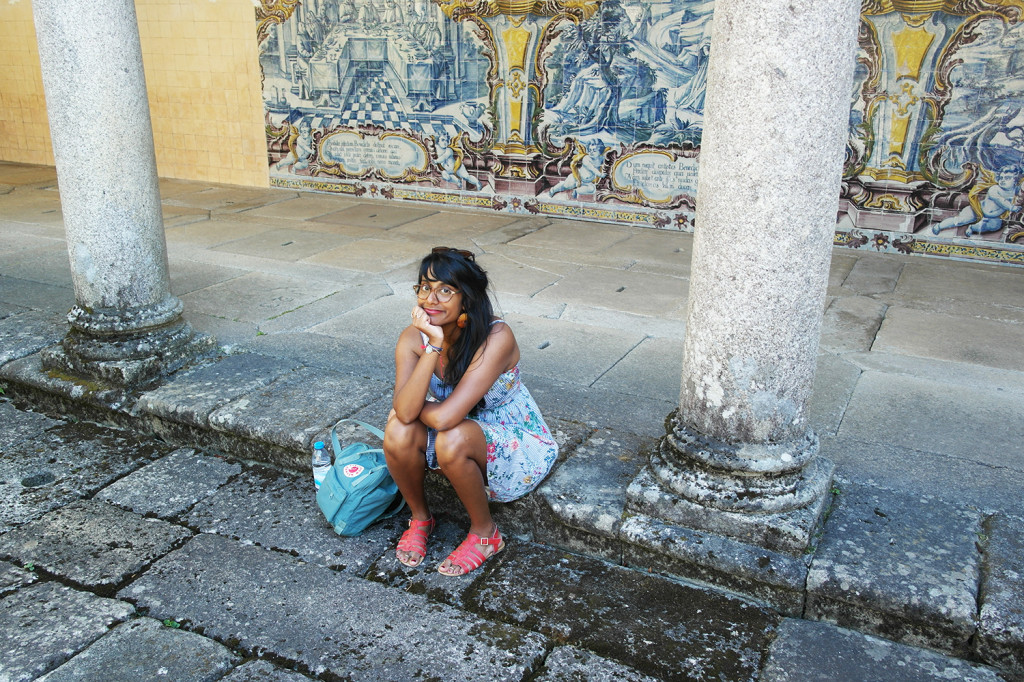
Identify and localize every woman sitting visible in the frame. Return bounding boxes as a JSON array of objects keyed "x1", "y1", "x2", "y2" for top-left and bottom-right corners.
[{"x1": 384, "y1": 247, "x2": 558, "y2": 576}]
